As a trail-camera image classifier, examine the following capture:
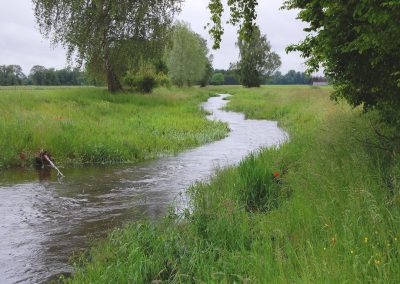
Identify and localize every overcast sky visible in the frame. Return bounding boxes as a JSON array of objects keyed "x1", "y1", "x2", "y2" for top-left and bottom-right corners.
[{"x1": 0, "y1": 0, "x2": 311, "y2": 74}]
